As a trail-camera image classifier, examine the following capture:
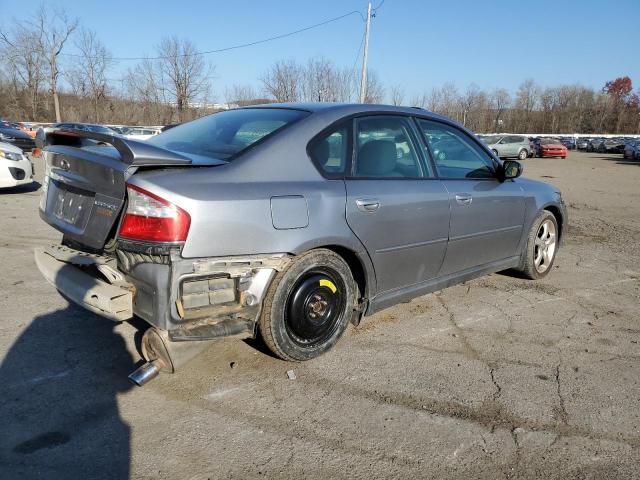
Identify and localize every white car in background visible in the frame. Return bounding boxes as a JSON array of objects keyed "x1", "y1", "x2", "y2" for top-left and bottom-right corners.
[
  {"x1": 122, "y1": 127, "x2": 162, "y2": 141},
  {"x1": 0, "y1": 141, "x2": 34, "y2": 188}
]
